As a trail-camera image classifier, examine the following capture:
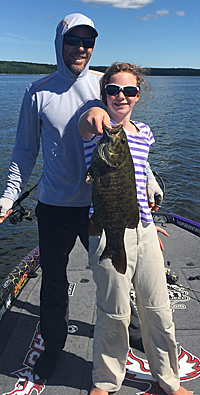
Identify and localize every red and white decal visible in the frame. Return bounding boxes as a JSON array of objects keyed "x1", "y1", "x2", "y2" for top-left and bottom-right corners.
[
  {"x1": 3, "y1": 322, "x2": 46, "y2": 395},
  {"x1": 3, "y1": 368, "x2": 46, "y2": 395},
  {"x1": 4, "y1": 322, "x2": 199, "y2": 395},
  {"x1": 125, "y1": 346, "x2": 199, "y2": 394}
]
